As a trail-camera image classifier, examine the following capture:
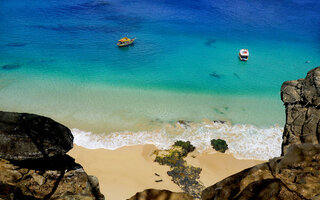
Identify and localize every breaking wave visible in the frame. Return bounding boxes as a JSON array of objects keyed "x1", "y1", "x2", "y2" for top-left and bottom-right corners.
[{"x1": 72, "y1": 120, "x2": 283, "y2": 160}]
